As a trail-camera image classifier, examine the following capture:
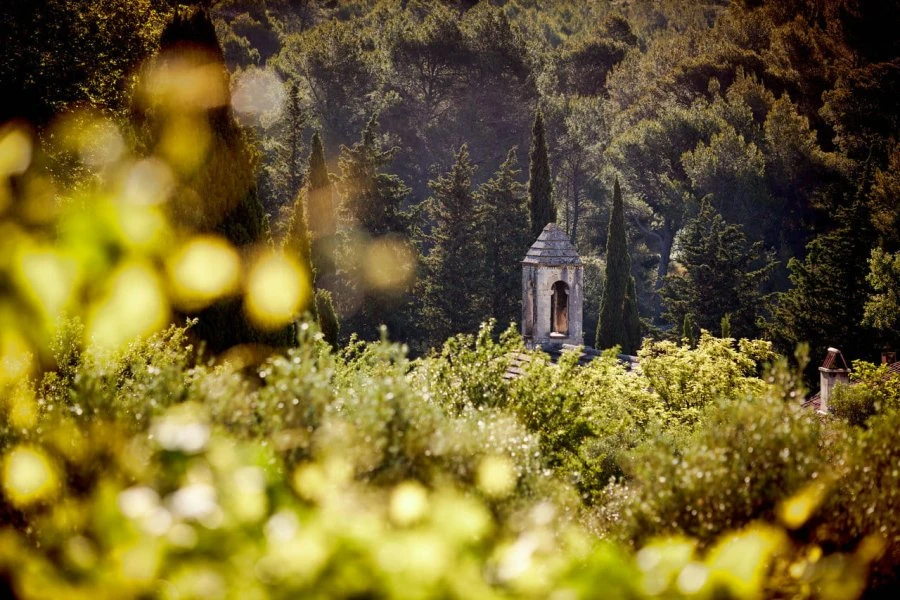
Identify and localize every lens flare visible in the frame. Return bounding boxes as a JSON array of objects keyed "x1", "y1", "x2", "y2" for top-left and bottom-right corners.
[{"x1": 363, "y1": 236, "x2": 416, "y2": 292}]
